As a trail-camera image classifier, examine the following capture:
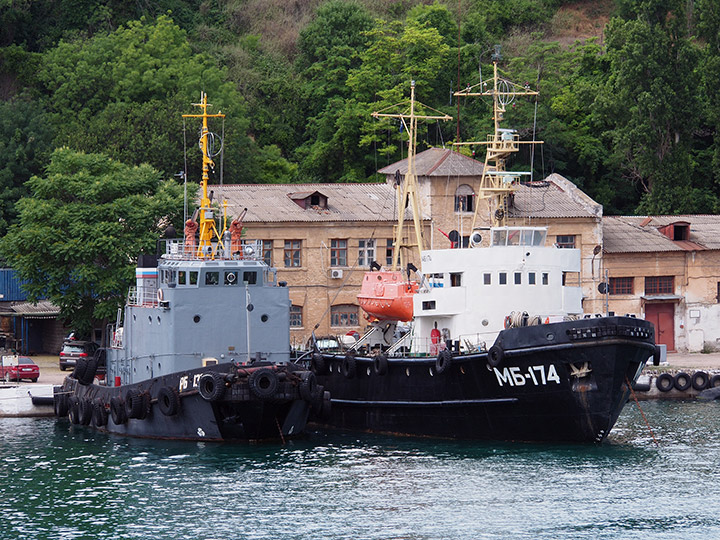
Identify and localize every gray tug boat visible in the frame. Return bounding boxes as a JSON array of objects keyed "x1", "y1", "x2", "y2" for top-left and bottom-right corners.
[{"x1": 54, "y1": 94, "x2": 326, "y2": 441}]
